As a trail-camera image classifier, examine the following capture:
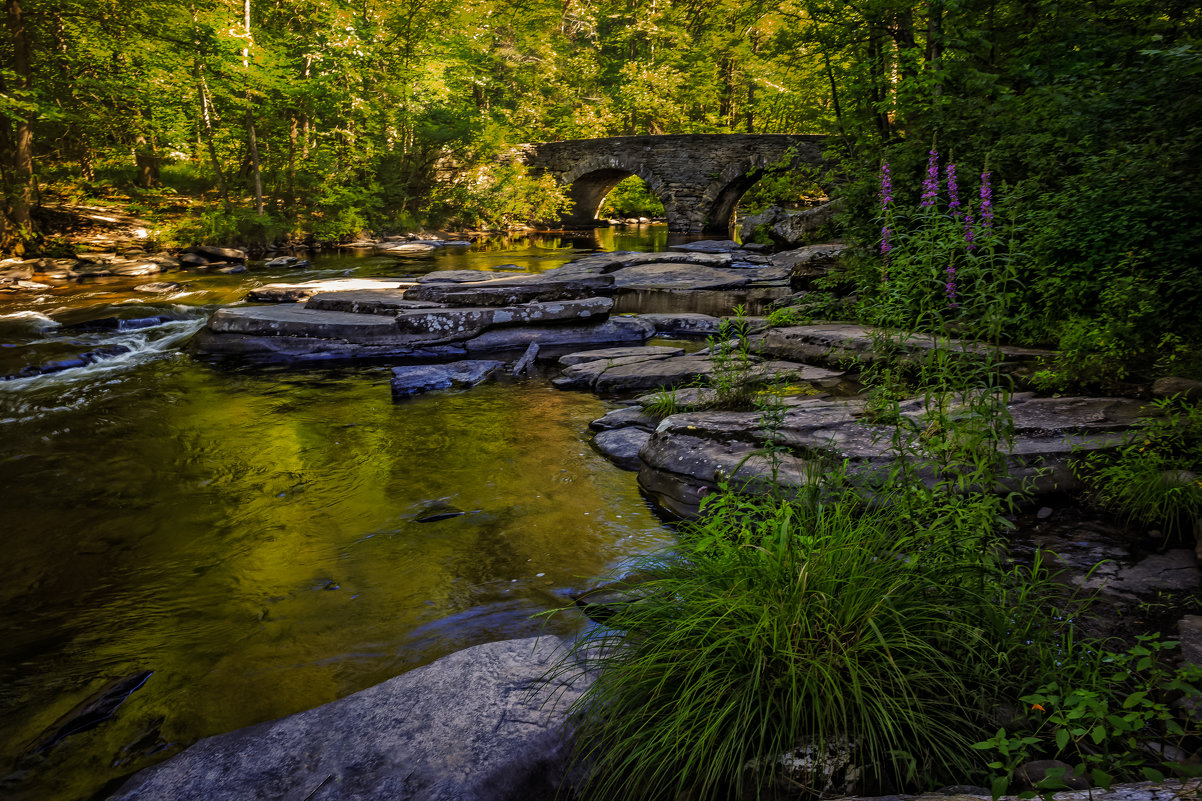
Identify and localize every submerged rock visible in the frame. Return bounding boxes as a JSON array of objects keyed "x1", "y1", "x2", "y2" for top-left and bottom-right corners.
[
  {"x1": 109, "y1": 637, "x2": 589, "y2": 801},
  {"x1": 26, "y1": 671, "x2": 153, "y2": 753},
  {"x1": 248, "y1": 278, "x2": 413, "y2": 303},
  {"x1": 390, "y1": 360, "x2": 504, "y2": 398}
]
